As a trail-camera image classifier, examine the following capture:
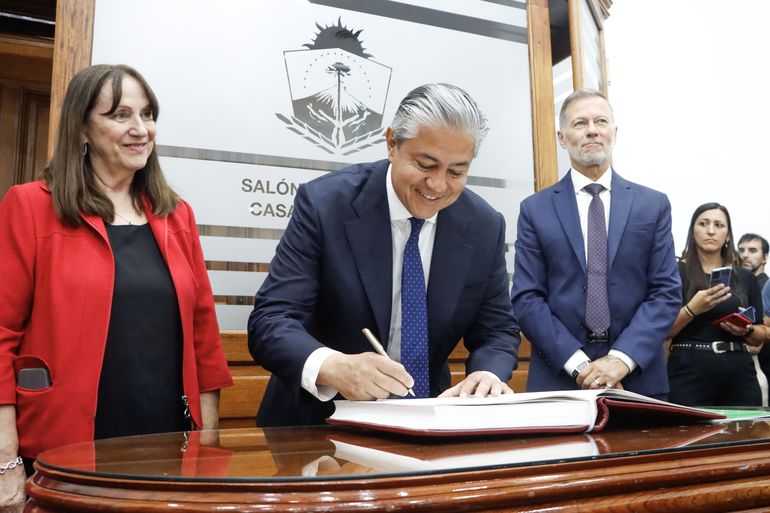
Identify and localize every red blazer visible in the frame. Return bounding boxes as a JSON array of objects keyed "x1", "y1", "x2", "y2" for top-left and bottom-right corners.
[{"x1": 0, "y1": 181, "x2": 233, "y2": 458}]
